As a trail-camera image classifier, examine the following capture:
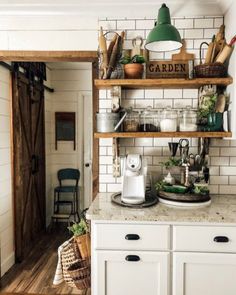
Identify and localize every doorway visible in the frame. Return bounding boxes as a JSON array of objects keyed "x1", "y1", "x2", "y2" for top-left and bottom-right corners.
[{"x1": 0, "y1": 51, "x2": 98, "y2": 293}]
